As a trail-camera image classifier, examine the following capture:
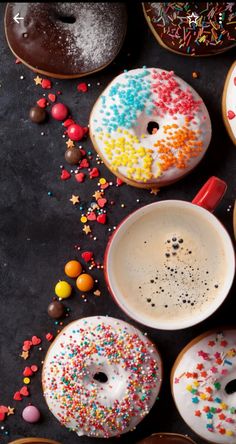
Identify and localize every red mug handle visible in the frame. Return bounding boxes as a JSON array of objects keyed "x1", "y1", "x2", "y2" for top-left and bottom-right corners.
[{"x1": 192, "y1": 176, "x2": 227, "y2": 212}]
